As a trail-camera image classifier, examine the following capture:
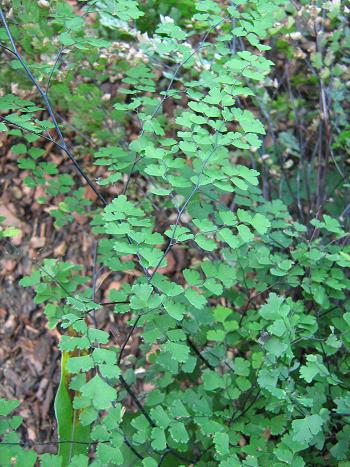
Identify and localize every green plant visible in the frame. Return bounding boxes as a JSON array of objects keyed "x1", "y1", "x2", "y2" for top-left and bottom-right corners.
[
  {"x1": 1, "y1": 1, "x2": 350, "y2": 466},
  {"x1": 0, "y1": 217, "x2": 20, "y2": 239}
]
